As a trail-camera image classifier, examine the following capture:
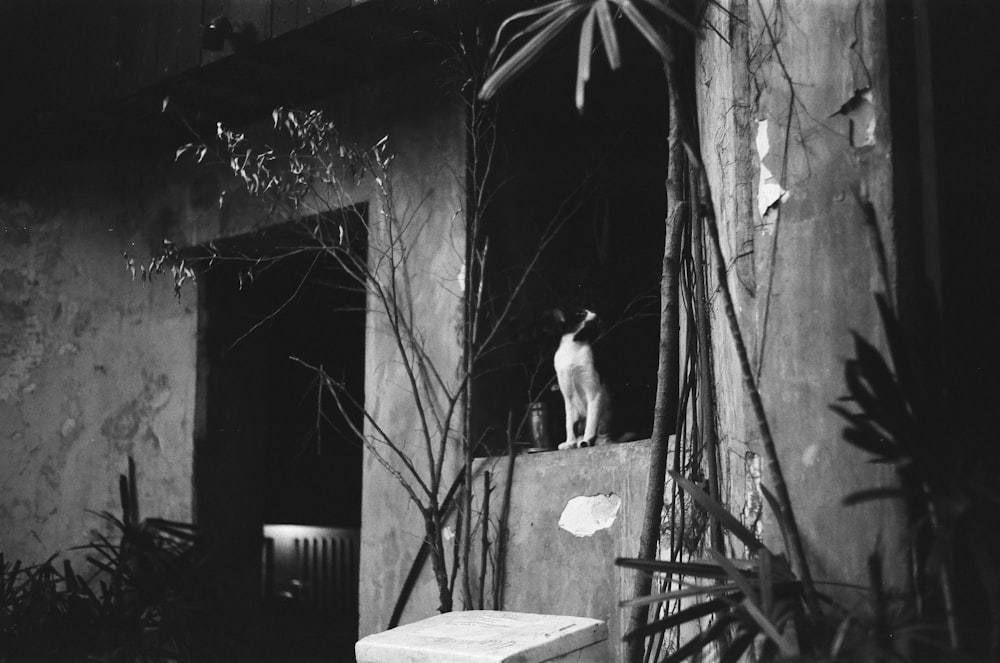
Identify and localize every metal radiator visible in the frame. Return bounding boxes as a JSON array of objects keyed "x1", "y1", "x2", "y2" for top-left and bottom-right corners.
[{"x1": 262, "y1": 524, "x2": 360, "y2": 619}]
